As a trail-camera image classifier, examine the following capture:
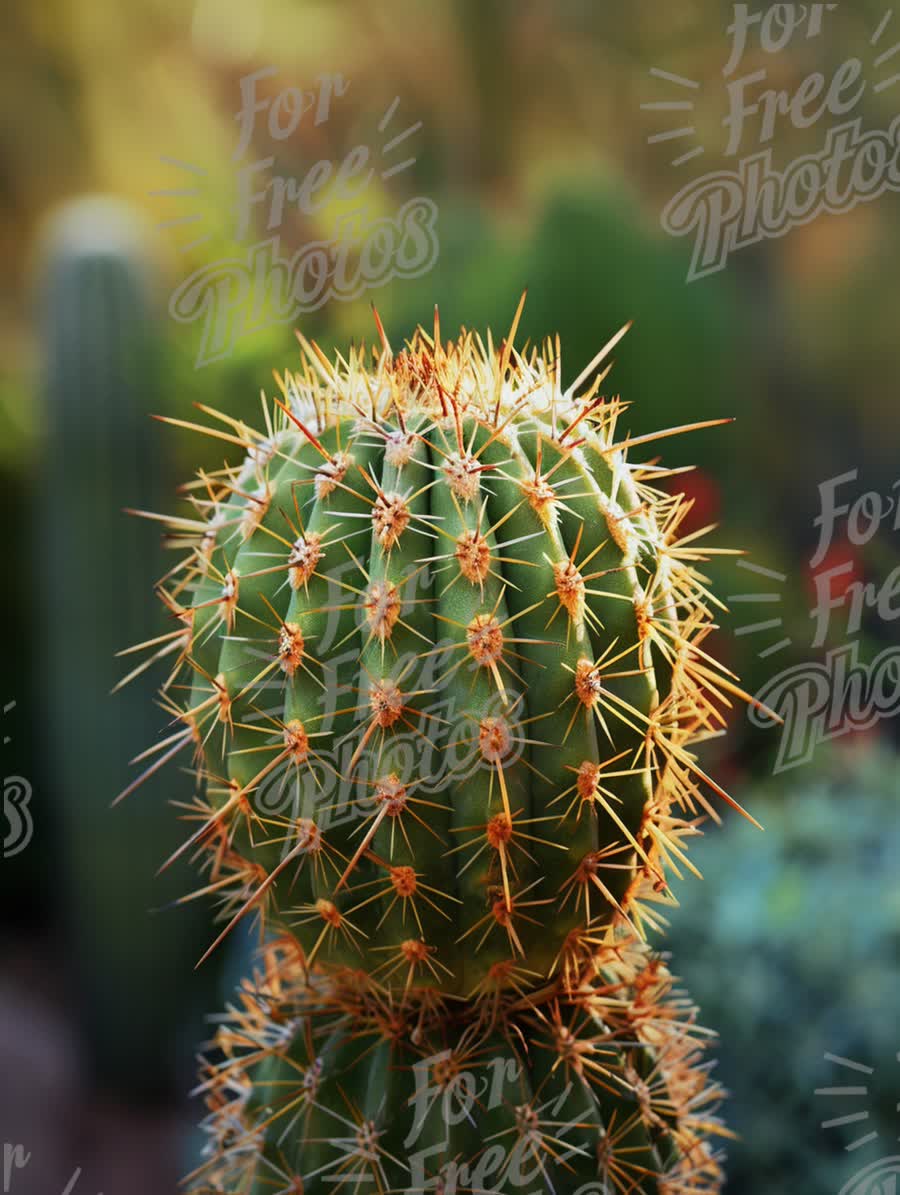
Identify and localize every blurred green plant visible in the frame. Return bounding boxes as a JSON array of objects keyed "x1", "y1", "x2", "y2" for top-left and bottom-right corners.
[
  {"x1": 0, "y1": 374, "x2": 36, "y2": 473},
  {"x1": 668, "y1": 742, "x2": 900, "y2": 1193},
  {"x1": 33, "y1": 196, "x2": 219, "y2": 1103}
]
